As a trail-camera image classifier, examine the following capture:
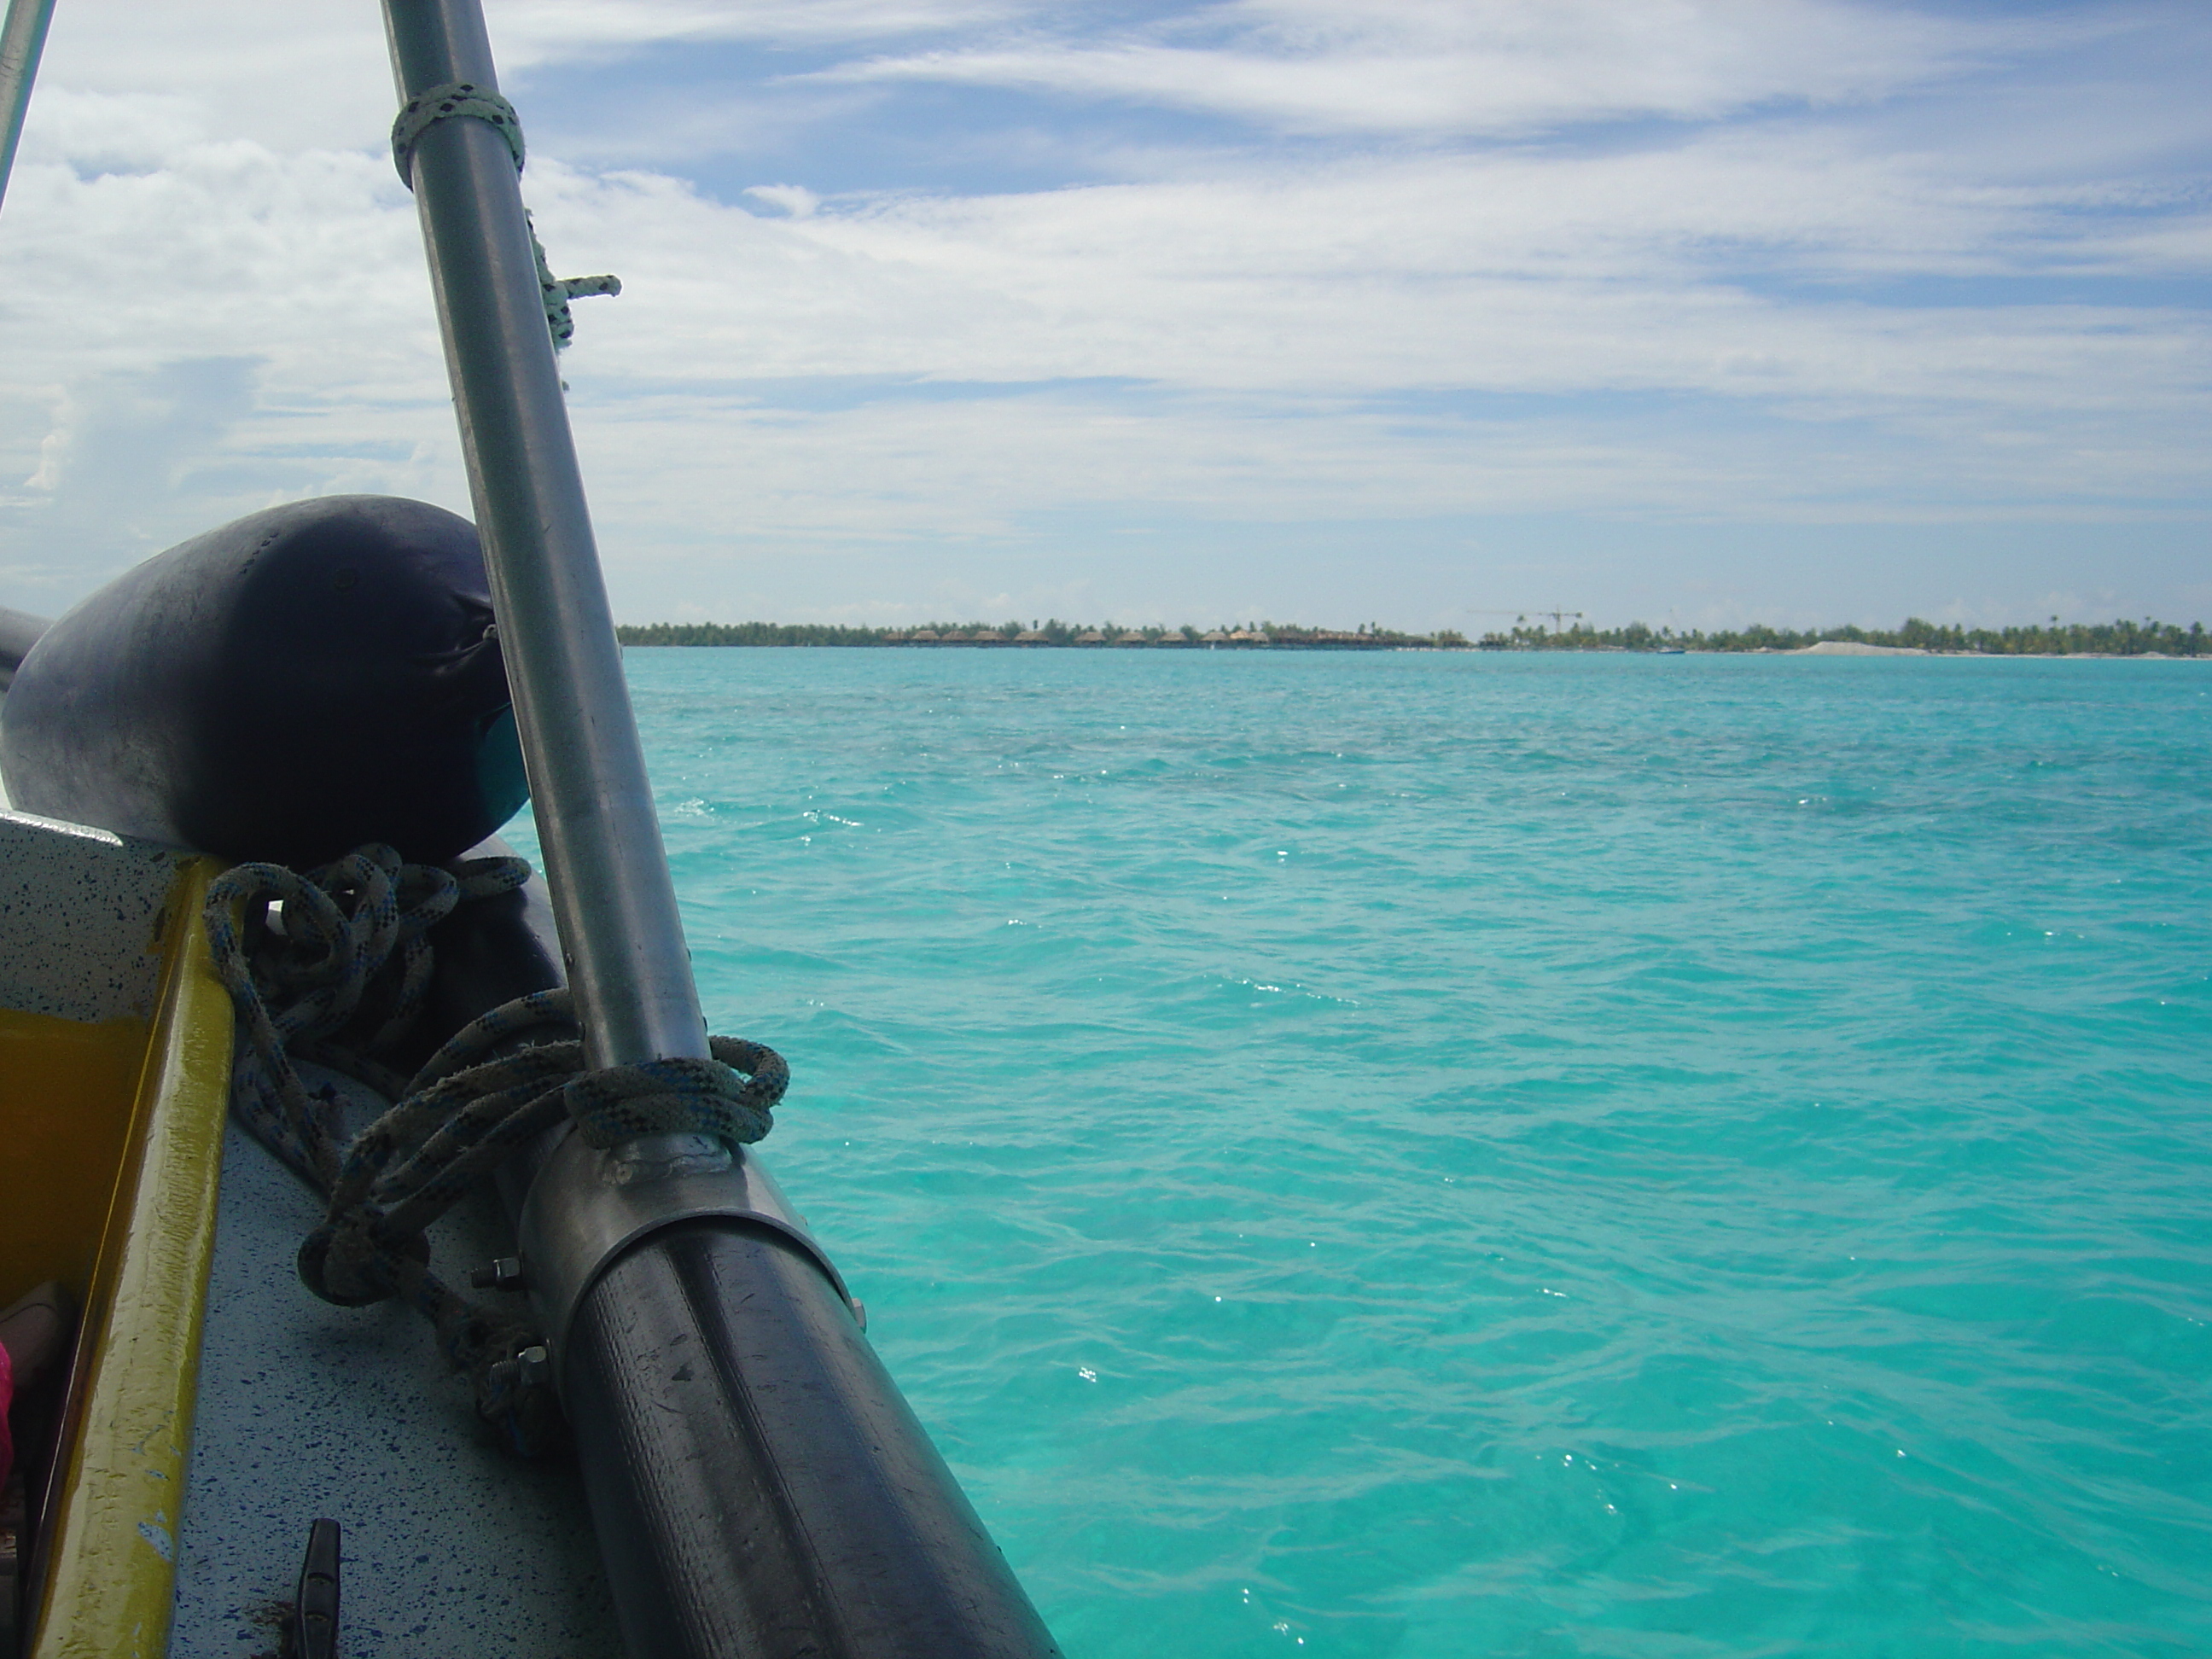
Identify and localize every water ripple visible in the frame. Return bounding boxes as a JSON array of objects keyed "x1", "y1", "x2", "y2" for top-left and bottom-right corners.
[{"x1": 507, "y1": 650, "x2": 2212, "y2": 1656}]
